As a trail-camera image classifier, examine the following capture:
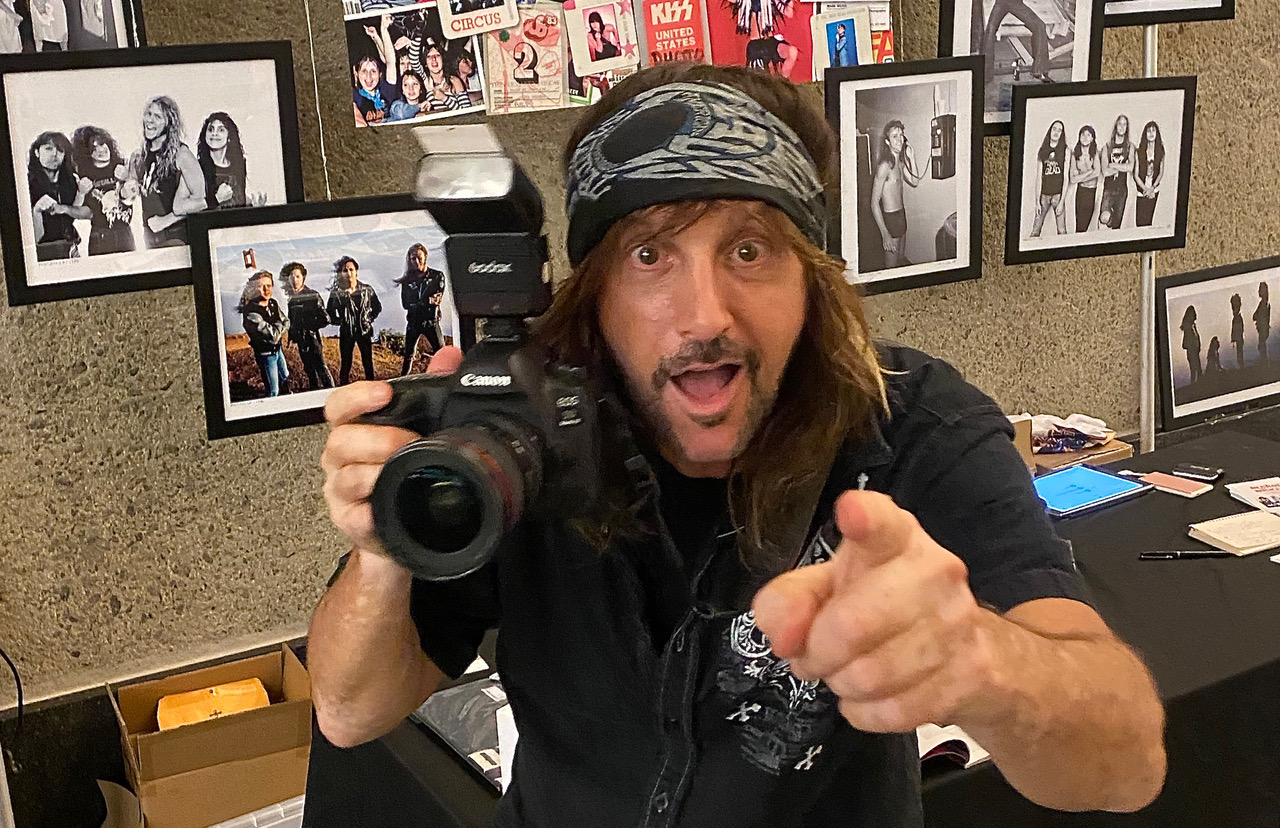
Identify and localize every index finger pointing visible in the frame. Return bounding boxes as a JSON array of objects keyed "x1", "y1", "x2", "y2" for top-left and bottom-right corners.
[{"x1": 833, "y1": 490, "x2": 916, "y2": 572}]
